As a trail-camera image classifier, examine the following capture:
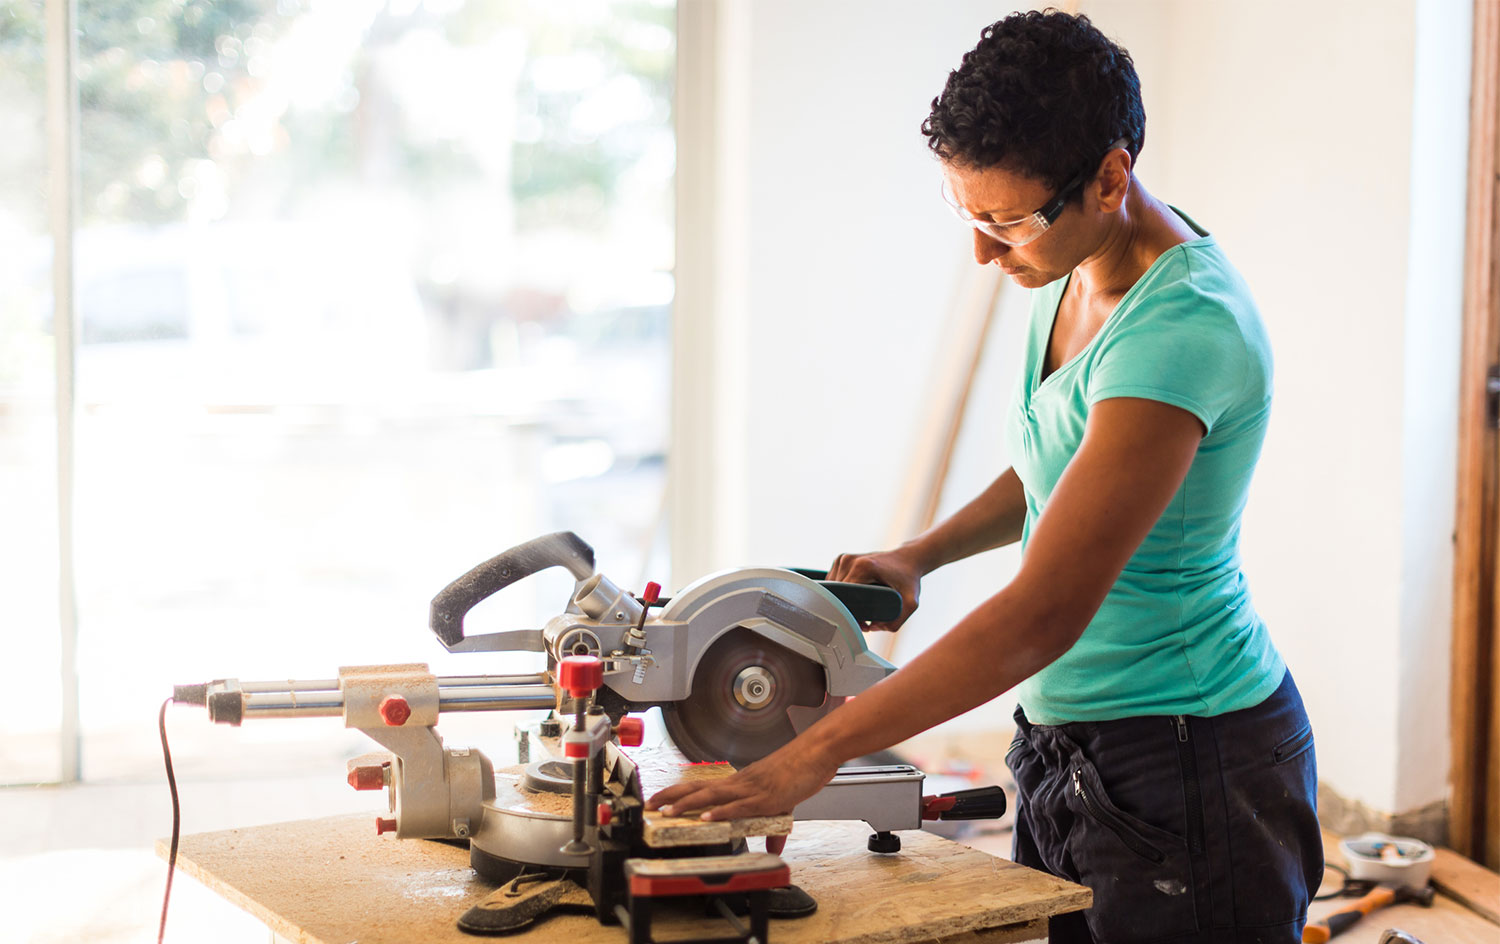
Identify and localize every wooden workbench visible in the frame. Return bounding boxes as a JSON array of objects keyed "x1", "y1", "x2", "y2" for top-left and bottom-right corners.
[{"x1": 158, "y1": 814, "x2": 1089, "y2": 944}]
